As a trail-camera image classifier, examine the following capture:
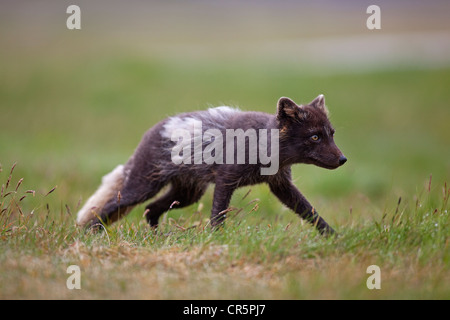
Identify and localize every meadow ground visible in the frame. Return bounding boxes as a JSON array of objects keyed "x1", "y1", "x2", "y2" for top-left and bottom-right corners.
[
  {"x1": 1, "y1": 58, "x2": 449, "y2": 299},
  {"x1": 0, "y1": 1, "x2": 449, "y2": 300}
]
